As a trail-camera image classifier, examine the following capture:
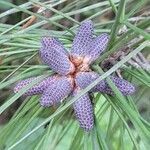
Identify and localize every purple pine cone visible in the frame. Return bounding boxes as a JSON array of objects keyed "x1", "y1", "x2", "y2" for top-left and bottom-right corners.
[
  {"x1": 71, "y1": 20, "x2": 93, "y2": 57},
  {"x1": 41, "y1": 37, "x2": 68, "y2": 55},
  {"x1": 87, "y1": 33, "x2": 109, "y2": 62},
  {"x1": 40, "y1": 76, "x2": 73, "y2": 107},
  {"x1": 14, "y1": 75, "x2": 56, "y2": 96},
  {"x1": 75, "y1": 72, "x2": 135, "y2": 95},
  {"x1": 73, "y1": 89, "x2": 94, "y2": 131},
  {"x1": 75, "y1": 72, "x2": 106, "y2": 91},
  {"x1": 95, "y1": 76, "x2": 135, "y2": 95},
  {"x1": 40, "y1": 37, "x2": 75, "y2": 75}
]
